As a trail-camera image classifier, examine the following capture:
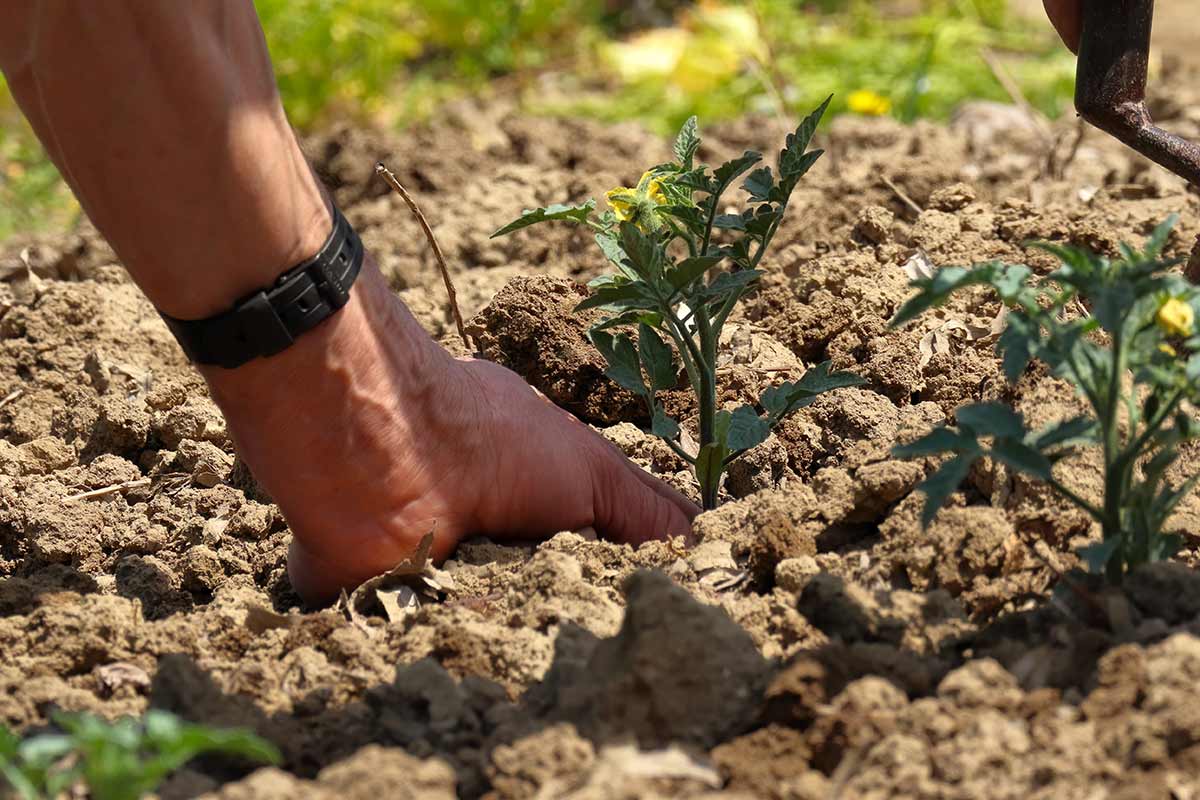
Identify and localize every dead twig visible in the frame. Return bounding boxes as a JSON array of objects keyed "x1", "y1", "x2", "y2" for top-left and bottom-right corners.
[
  {"x1": 375, "y1": 162, "x2": 471, "y2": 351},
  {"x1": 66, "y1": 478, "x2": 151, "y2": 502},
  {"x1": 881, "y1": 175, "x2": 924, "y2": 217},
  {"x1": 0, "y1": 389, "x2": 23, "y2": 411},
  {"x1": 1046, "y1": 117, "x2": 1088, "y2": 179},
  {"x1": 981, "y1": 47, "x2": 1055, "y2": 148}
]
